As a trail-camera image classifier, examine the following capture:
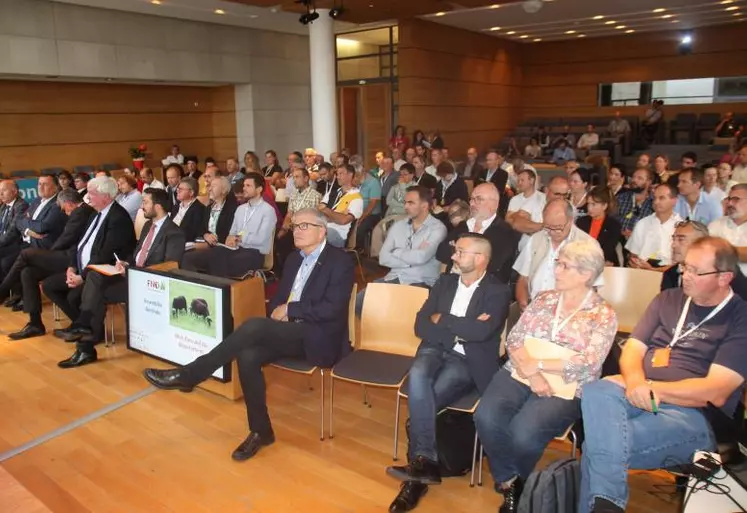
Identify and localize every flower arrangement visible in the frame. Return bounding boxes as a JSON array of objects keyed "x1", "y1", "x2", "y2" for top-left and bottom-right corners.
[{"x1": 129, "y1": 143, "x2": 148, "y2": 160}]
